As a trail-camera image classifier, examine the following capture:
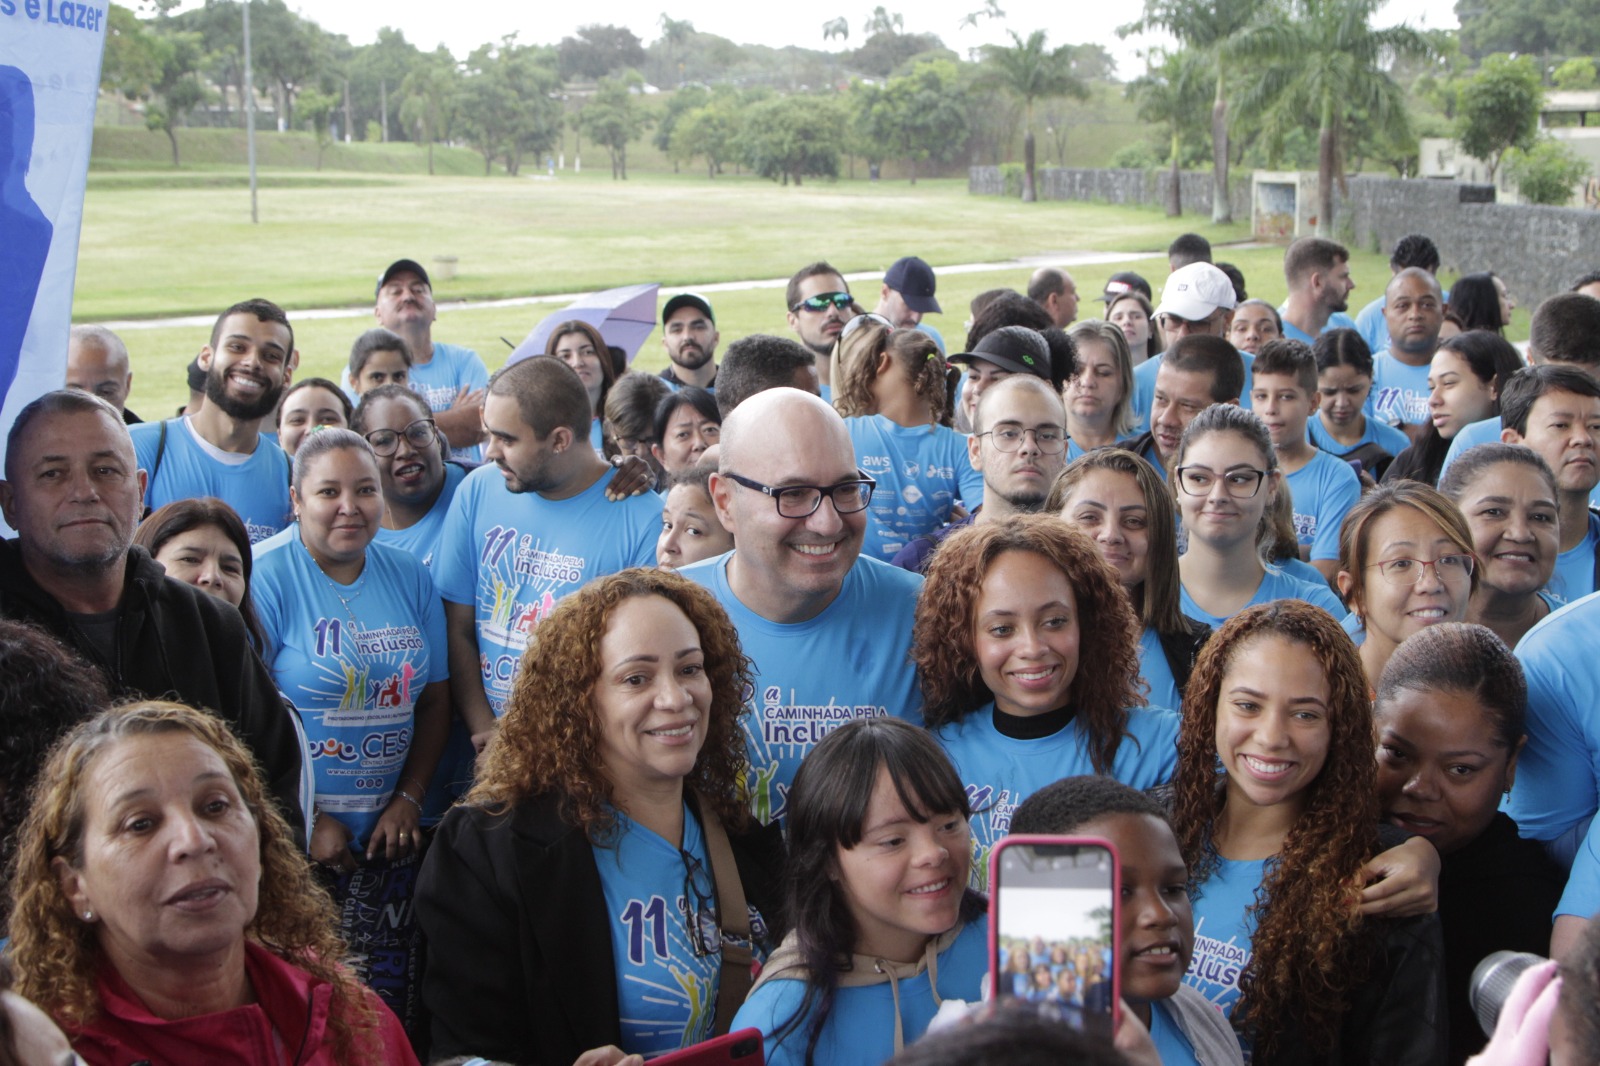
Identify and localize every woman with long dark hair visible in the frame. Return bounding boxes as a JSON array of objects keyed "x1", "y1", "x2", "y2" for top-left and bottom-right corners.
[{"x1": 1383, "y1": 331, "x2": 1522, "y2": 488}]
